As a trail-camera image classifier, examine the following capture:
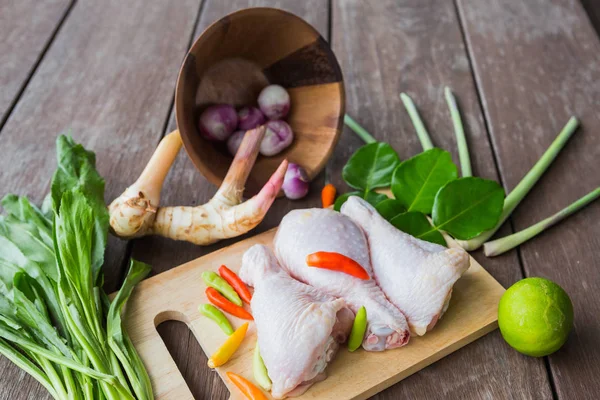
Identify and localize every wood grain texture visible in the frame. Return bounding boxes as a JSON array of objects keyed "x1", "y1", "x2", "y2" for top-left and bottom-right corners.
[
  {"x1": 457, "y1": 0, "x2": 600, "y2": 398},
  {"x1": 130, "y1": 2, "x2": 329, "y2": 399},
  {"x1": 0, "y1": 0, "x2": 202, "y2": 398},
  {"x1": 0, "y1": 0, "x2": 72, "y2": 126},
  {"x1": 331, "y1": 1, "x2": 552, "y2": 399},
  {"x1": 125, "y1": 228, "x2": 504, "y2": 400}
]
